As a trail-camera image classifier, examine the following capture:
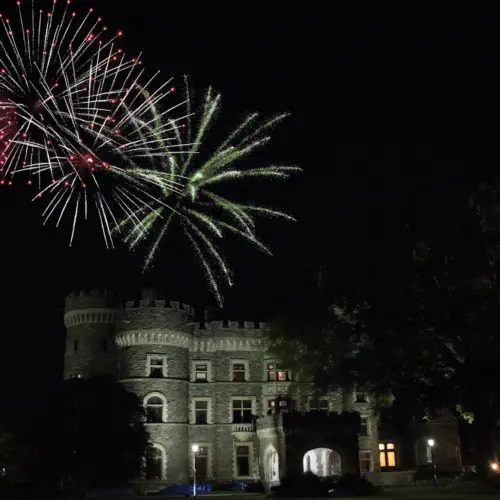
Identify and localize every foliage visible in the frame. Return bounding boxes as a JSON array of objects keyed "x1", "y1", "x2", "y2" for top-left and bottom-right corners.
[
  {"x1": 270, "y1": 180, "x2": 500, "y2": 477},
  {"x1": 336, "y1": 473, "x2": 378, "y2": 496},
  {"x1": 274, "y1": 471, "x2": 328, "y2": 497},
  {"x1": 39, "y1": 376, "x2": 149, "y2": 488}
]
